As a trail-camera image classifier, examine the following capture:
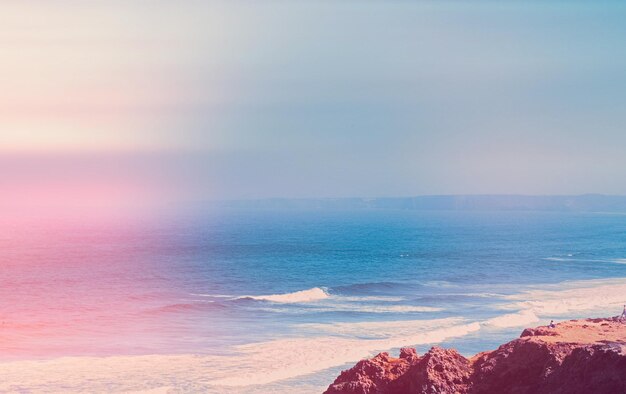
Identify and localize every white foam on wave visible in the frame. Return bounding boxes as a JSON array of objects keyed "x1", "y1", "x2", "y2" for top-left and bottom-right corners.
[
  {"x1": 232, "y1": 288, "x2": 433, "y2": 310},
  {"x1": 483, "y1": 310, "x2": 539, "y2": 328},
  {"x1": 500, "y1": 277, "x2": 626, "y2": 316},
  {"x1": 194, "y1": 292, "x2": 406, "y2": 304},
  {"x1": 240, "y1": 287, "x2": 330, "y2": 303}
]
